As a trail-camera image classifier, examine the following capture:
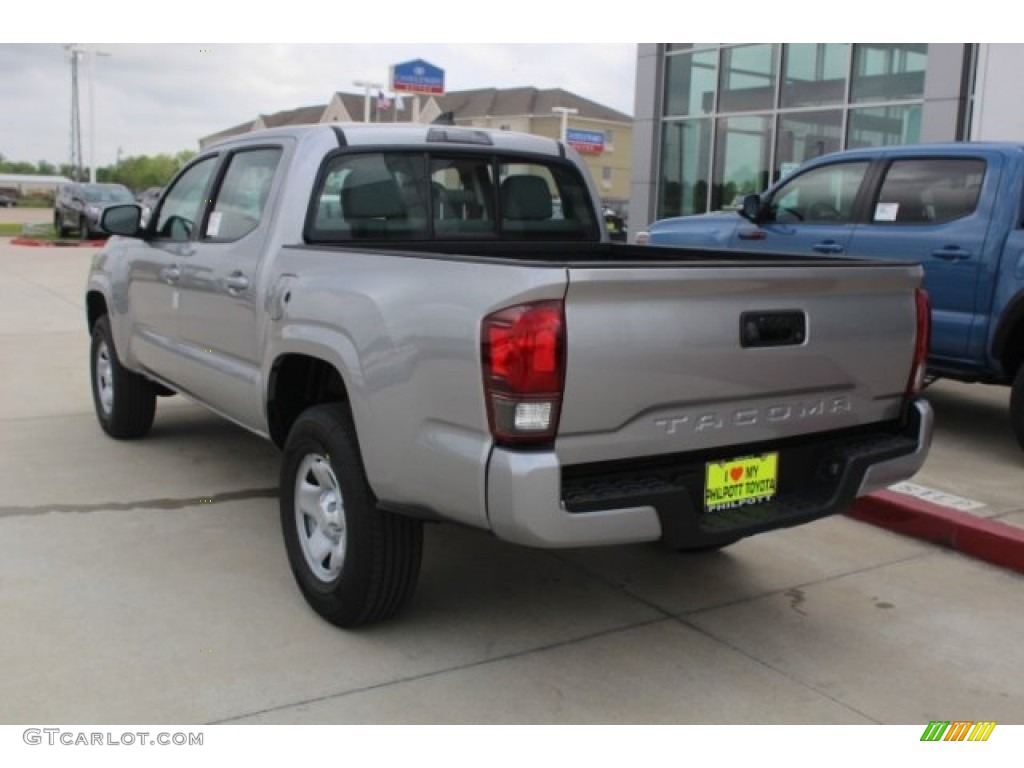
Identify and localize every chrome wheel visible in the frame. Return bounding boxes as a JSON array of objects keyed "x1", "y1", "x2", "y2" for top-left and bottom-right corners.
[
  {"x1": 294, "y1": 453, "x2": 347, "y2": 582},
  {"x1": 95, "y1": 339, "x2": 114, "y2": 416}
]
